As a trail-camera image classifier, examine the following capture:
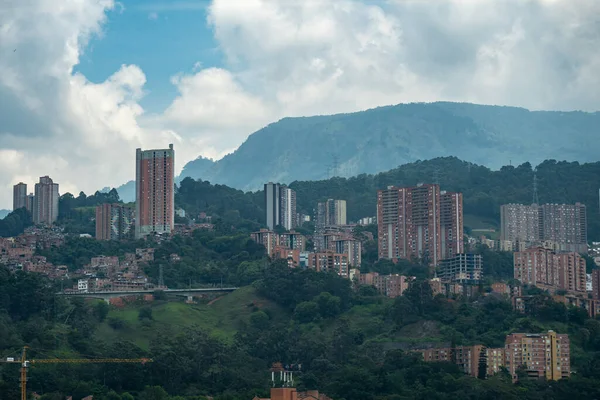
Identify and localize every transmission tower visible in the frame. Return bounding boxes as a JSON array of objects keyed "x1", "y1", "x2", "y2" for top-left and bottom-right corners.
[
  {"x1": 532, "y1": 170, "x2": 540, "y2": 205},
  {"x1": 331, "y1": 154, "x2": 339, "y2": 178}
]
